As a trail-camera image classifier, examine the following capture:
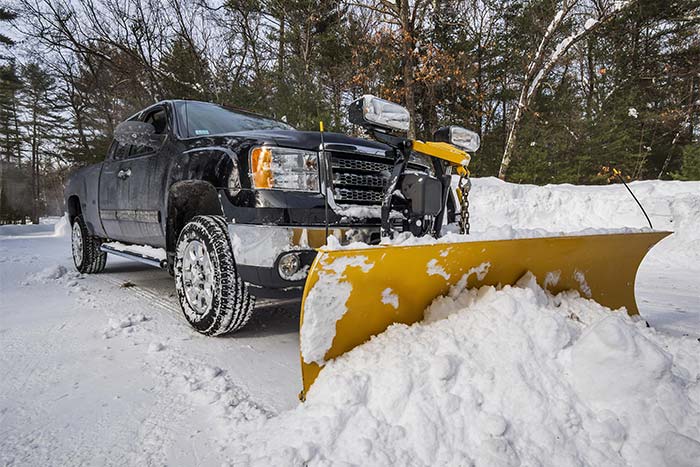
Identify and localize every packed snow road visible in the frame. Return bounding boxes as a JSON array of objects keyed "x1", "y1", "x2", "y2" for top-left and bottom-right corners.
[
  {"x1": 0, "y1": 222, "x2": 301, "y2": 465},
  {"x1": 1, "y1": 178, "x2": 699, "y2": 466}
]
